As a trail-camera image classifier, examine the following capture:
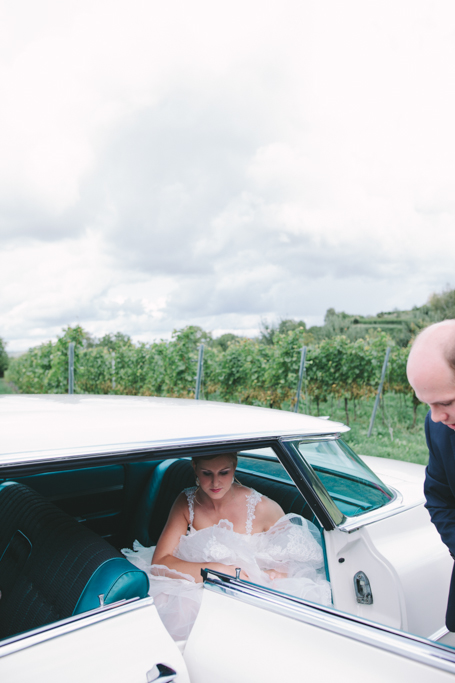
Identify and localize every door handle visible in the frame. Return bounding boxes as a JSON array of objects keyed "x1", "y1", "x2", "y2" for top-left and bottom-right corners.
[
  {"x1": 353, "y1": 570, "x2": 373, "y2": 604},
  {"x1": 147, "y1": 663, "x2": 177, "y2": 682}
]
